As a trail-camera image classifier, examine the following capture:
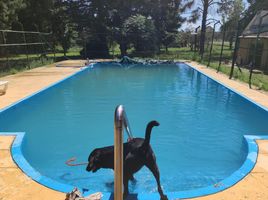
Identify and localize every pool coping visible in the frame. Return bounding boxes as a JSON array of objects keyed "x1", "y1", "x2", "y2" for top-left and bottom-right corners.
[
  {"x1": 1, "y1": 131, "x2": 267, "y2": 200},
  {"x1": 0, "y1": 61, "x2": 268, "y2": 199}
]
